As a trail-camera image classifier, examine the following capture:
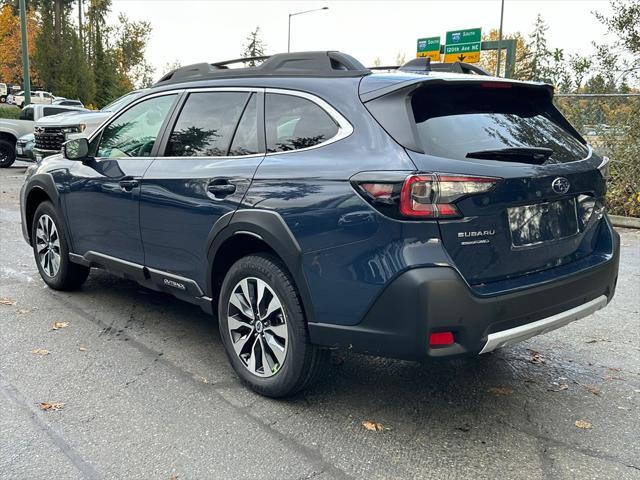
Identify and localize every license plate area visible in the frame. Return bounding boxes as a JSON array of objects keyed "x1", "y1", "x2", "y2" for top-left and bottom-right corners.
[{"x1": 508, "y1": 198, "x2": 579, "y2": 247}]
